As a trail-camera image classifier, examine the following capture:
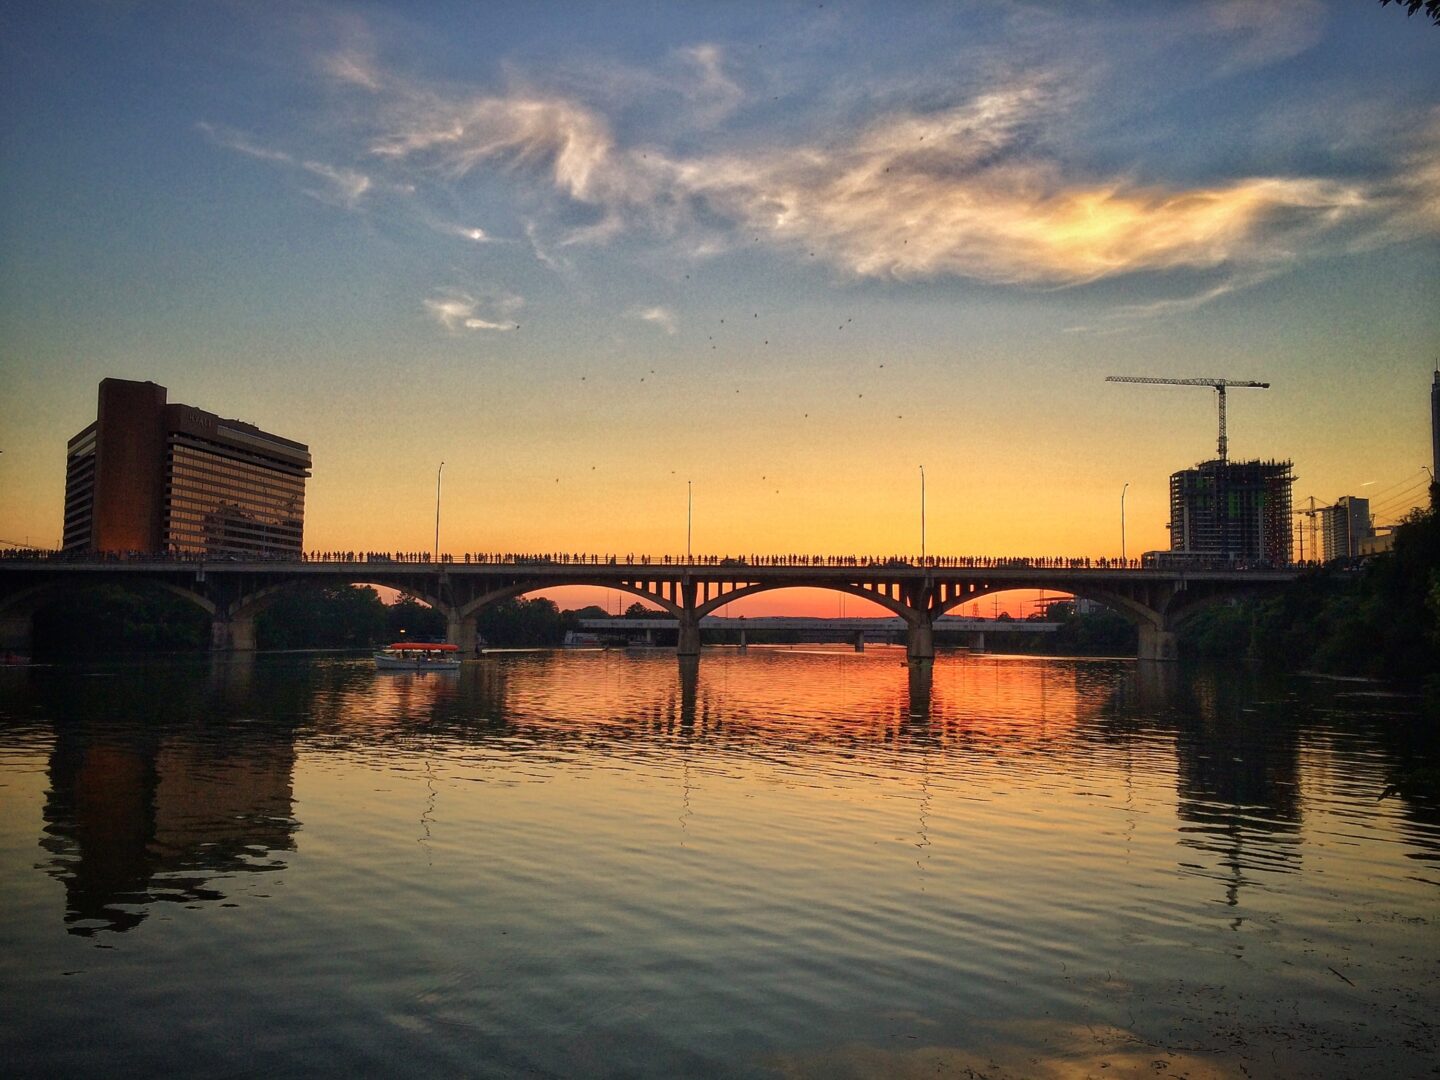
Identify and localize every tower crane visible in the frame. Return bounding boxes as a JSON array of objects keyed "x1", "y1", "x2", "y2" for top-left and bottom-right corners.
[
  {"x1": 1106, "y1": 376, "x2": 1269, "y2": 462},
  {"x1": 1297, "y1": 496, "x2": 1332, "y2": 563}
]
